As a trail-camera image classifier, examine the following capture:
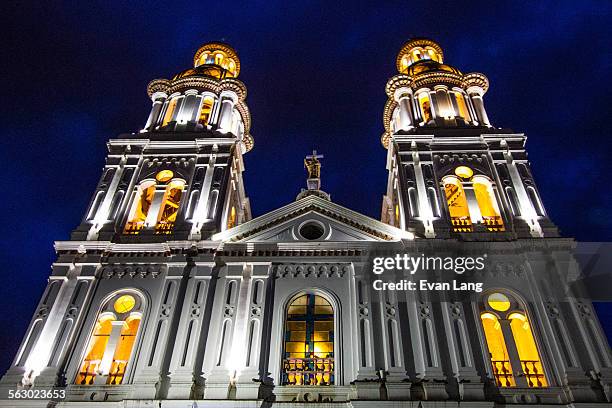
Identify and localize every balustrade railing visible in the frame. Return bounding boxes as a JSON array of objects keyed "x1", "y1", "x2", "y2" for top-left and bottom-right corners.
[
  {"x1": 282, "y1": 356, "x2": 334, "y2": 386},
  {"x1": 491, "y1": 359, "x2": 514, "y2": 387},
  {"x1": 521, "y1": 360, "x2": 546, "y2": 387}
]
